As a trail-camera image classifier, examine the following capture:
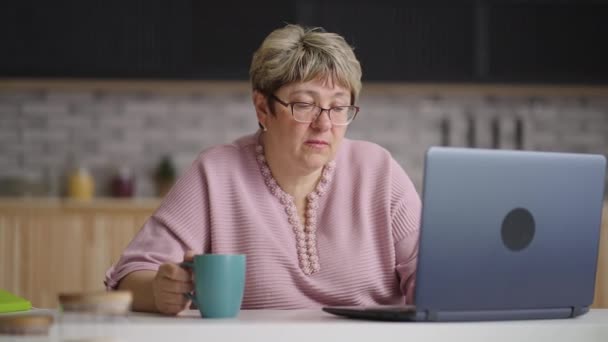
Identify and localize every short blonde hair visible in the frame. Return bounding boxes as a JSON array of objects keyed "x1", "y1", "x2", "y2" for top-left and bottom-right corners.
[{"x1": 250, "y1": 24, "x2": 362, "y2": 105}]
